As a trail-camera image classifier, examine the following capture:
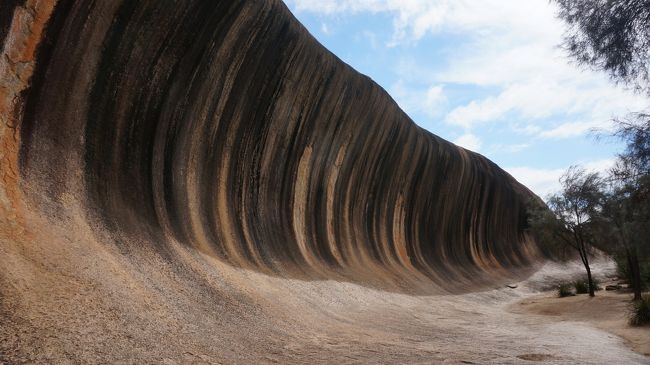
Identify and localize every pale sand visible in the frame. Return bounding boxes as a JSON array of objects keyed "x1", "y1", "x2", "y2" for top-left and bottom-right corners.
[{"x1": 511, "y1": 283, "x2": 650, "y2": 357}]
